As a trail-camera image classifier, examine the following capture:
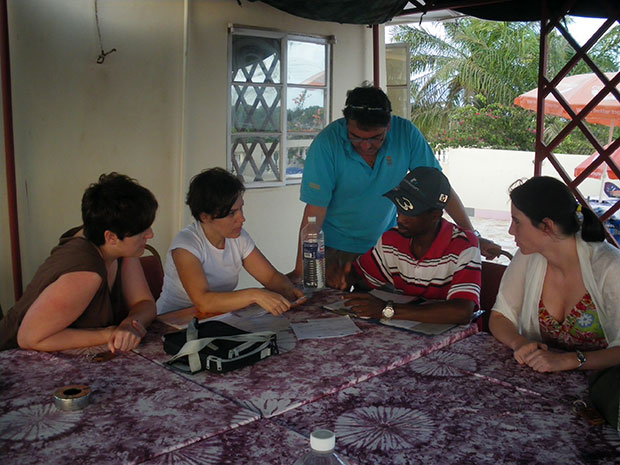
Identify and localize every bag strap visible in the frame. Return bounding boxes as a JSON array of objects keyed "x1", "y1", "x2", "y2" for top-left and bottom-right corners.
[
  {"x1": 165, "y1": 318, "x2": 276, "y2": 373},
  {"x1": 186, "y1": 318, "x2": 201, "y2": 373}
]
